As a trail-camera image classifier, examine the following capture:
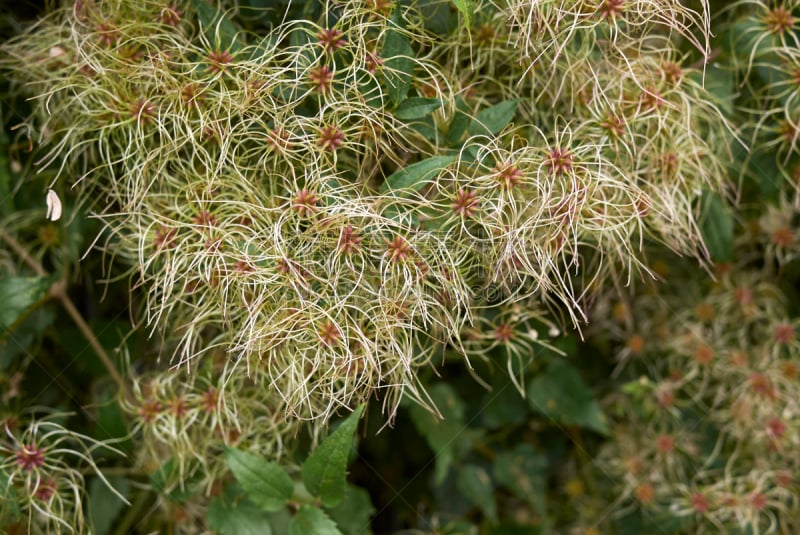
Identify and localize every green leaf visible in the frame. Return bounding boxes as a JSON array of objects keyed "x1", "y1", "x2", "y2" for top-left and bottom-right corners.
[
  {"x1": 480, "y1": 373, "x2": 528, "y2": 429},
  {"x1": 395, "y1": 97, "x2": 442, "y2": 120},
  {"x1": 447, "y1": 96, "x2": 471, "y2": 146},
  {"x1": 302, "y1": 405, "x2": 364, "y2": 508},
  {"x1": 690, "y1": 66, "x2": 734, "y2": 116},
  {"x1": 225, "y1": 448, "x2": 294, "y2": 512},
  {"x1": 408, "y1": 384, "x2": 475, "y2": 484},
  {"x1": 207, "y1": 485, "x2": 273, "y2": 535},
  {"x1": 266, "y1": 507, "x2": 293, "y2": 534},
  {"x1": 289, "y1": 22, "x2": 316, "y2": 69},
  {"x1": 456, "y1": 465, "x2": 497, "y2": 522},
  {"x1": 468, "y1": 100, "x2": 518, "y2": 137},
  {"x1": 0, "y1": 306, "x2": 55, "y2": 370},
  {"x1": 0, "y1": 469, "x2": 21, "y2": 521},
  {"x1": 289, "y1": 505, "x2": 343, "y2": 535},
  {"x1": 451, "y1": 0, "x2": 474, "y2": 27},
  {"x1": 418, "y1": 0, "x2": 454, "y2": 35},
  {"x1": 750, "y1": 151, "x2": 782, "y2": 201},
  {"x1": 725, "y1": 19, "x2": 765, "y2": 62},
  {"x1": 460, "y1": 143, "x2": 480, "y2": 163},
  {"x1": 725, "y1": 18, "x2": 779, "y2": 84},
  {"x1": 94, "y1": 393, "x2": 131, "y2": 451},
  {"x1": 326, "y1": 484, "x2": 375, "y2": 535},
  {"x1": 381, "y1": 155, "x2": 458, "y2": 194},
  {"x1": 193, "y1": 0, "x2": 240, "y2": 52},
  {"x1": 382, "y1": 14, "x2": 414, "y2": 105},
  {"x1": 699, "y1": 189, "x2": 733, "y2": 263},
  {"x1": 148, "y1": 459, "x2": 173, "y2": 494},
  {"x1": 526, "y1": 360, "x2": 609, "y2": 435},
  {"x1": 0, "y1": 276, "x2": 52, "y2": 339},
  {"x1": 493, "y1": 444, "x2": 547, "y2": 517},
  {"x1": 90, "y1": 476, "x2": 129, "y2": 535},
  {"x1": 411, "y1": 116, "x2": 442, "y2": 144}
]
